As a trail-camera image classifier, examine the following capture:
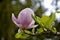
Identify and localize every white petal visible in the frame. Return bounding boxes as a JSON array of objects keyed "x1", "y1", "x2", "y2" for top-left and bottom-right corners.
[
  {"x1": 28, "y1": 20, "x2": 35, "y2": 27},
  {"x1": 27, "y1": 20, "x2": 38, "y2": 29},
  {"x1": 18, "y1": 29, "x2": 21, "y2": 33},
  {"x1": 27, "y1": 25, "x2": 38, "y2": 29}
]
